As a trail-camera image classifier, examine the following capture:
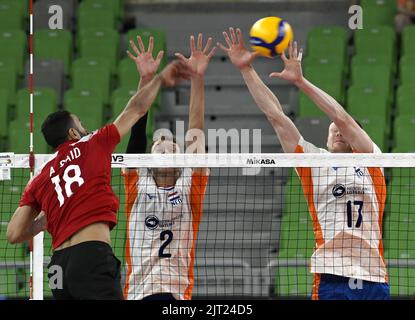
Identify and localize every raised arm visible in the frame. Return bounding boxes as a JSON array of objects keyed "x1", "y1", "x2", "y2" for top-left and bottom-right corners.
[
  {"x1": 114, "y1": 39, "x2": 186, "y2": 139},
  {"x1": 175, "y1": 33, "x2": 216, "y2": 153},
  {"x1": 218, "y1": 28, "x2": 300, "y2": 153},
  {"x1": 270, "y1": 41, "x2": 373, "y2": 153}
]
